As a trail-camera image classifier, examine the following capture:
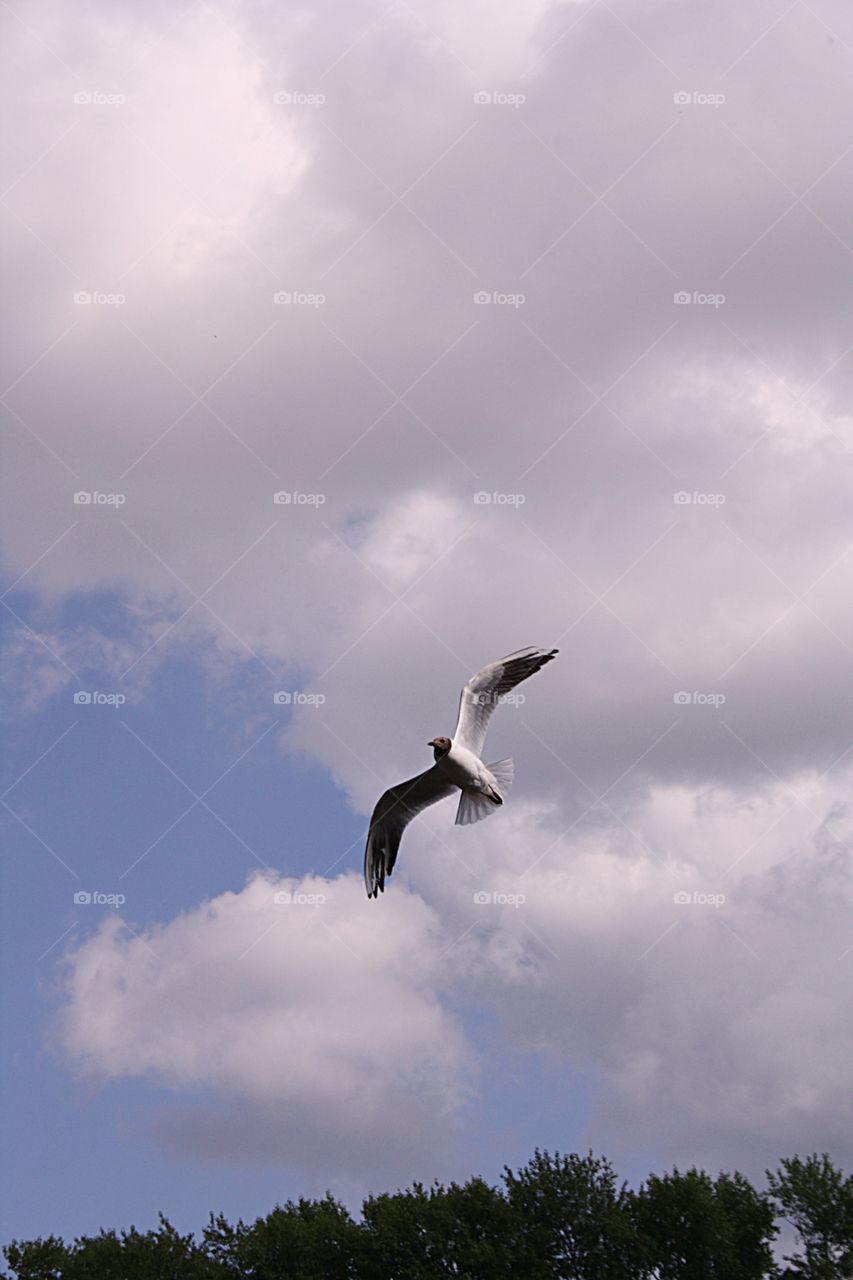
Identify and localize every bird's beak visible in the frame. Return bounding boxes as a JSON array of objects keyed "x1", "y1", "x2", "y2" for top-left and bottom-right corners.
[{"x1": 427, "y1": 739, "x2": 436, "y2": 746}]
